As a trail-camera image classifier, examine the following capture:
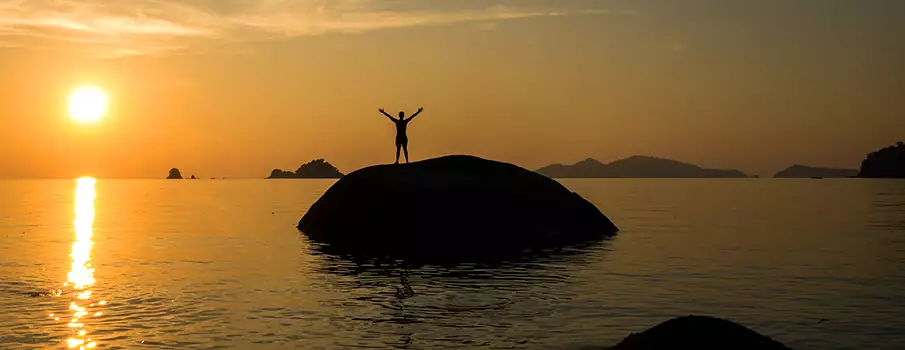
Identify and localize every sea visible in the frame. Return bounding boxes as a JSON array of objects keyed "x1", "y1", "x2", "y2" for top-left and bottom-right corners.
[{"x1": 1, "y1": 178, "x2": 903, "y2": 349}]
